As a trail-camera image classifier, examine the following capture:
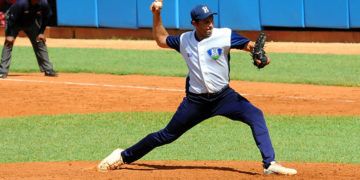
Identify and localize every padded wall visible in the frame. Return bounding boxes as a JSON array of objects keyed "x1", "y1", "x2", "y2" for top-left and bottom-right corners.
[
  {"x1": 137, "y1": 0, "x2": 179, "y2": 28},
  {"x1": 304, "y1": 0, "x2": 349, "y2": 29},
  {"x1": 349, "y1": 0, "x2": 360, "y2": 28},
  {"x1": 56, "y1": 0, "x2": 358, "y2": 30},
  {"x1": 97, "y1": 0, "x2": 137, "y2": 28},
  {"x1": 219, "y1": 0, "x2": 261, "y2": 30},
  {"x1": 56, "y1": 0, "x2": 98, "y2": 27},
  {"x1": 260, "y1": 0, "x2": 304, "y2": 28}
]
